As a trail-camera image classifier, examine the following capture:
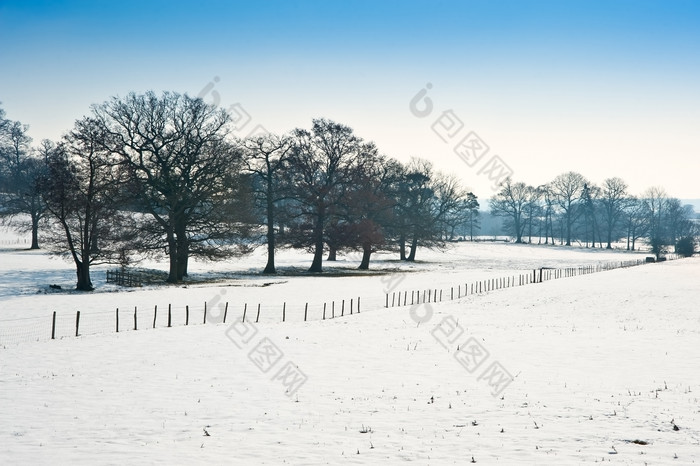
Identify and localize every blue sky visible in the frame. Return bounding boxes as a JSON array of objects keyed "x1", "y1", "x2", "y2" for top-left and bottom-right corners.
[{"x1": 1, "y1": 0, "x2": 699, "y2": 198}]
